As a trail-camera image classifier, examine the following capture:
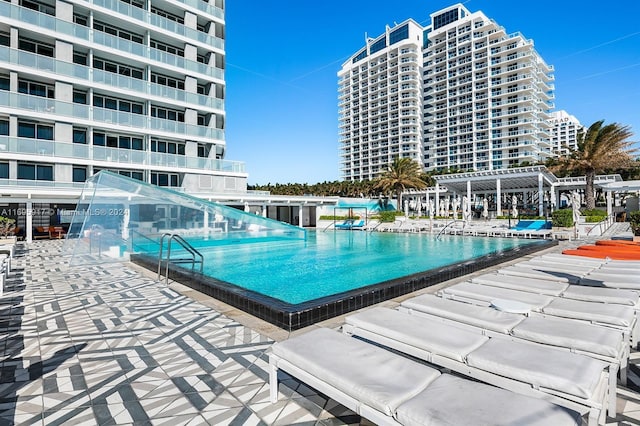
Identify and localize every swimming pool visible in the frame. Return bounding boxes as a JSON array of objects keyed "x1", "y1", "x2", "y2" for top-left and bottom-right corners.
[{"x1": 132, "y1": 231, "x2": 555, "y2": 330}]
